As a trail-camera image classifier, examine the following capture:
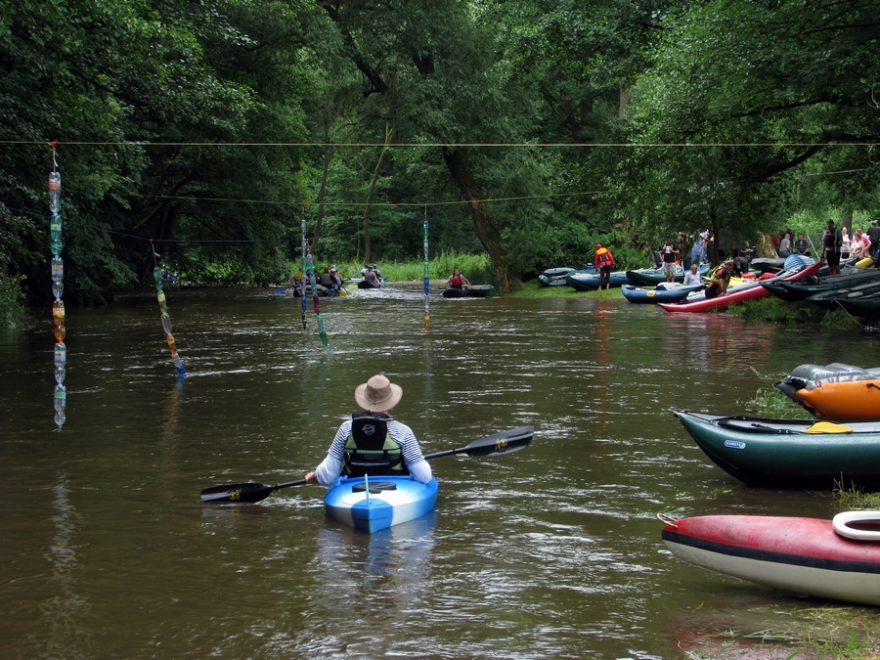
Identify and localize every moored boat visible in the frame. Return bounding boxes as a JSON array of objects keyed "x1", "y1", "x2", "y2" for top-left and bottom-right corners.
[
  {"x1": 761, "y1": 267, "x2": 880, "y2": 302},
  {"x1": 674, "y1": 409, "x2": 880, "y2": 488},
  {"x1": 538, "y1": 267, "x2": 577, "y2": 287},
  {"x1": 620, "y1": 282, "x2": 704, "y2": 304},
  {"x1": 796, "y1": 377, "x2": 880, "y2": 421},
  {"x1": 626, "y1": 266, "x2": 683, "y2": 286},
  {"x1": 806, "y1": 277, "x2": 880, "y2": 309},
  {"x1": 442, "y1": 284, "x2": 494, "y2": 298},
  {"x1": 661, "y1": 514, "x2": 880, "y2": 606},
  {"x1": 832, "y1": 295, "x2": 880, "y2": 318},
  {"x1": 659, "y1": 261, "x2": 820, "y2": 313},
  {"x1": 748, "y1": 256, "x2": 786, "y2": 273},
  {"x1": 774, "y1": 362, "x2": 880, "y2": 404},
  {"x1": 324, "y1": 474, "x2": 439, "y2": 533},
  {"x1": 567, "y1": 270, "x2": 629, "y2": 291}
]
